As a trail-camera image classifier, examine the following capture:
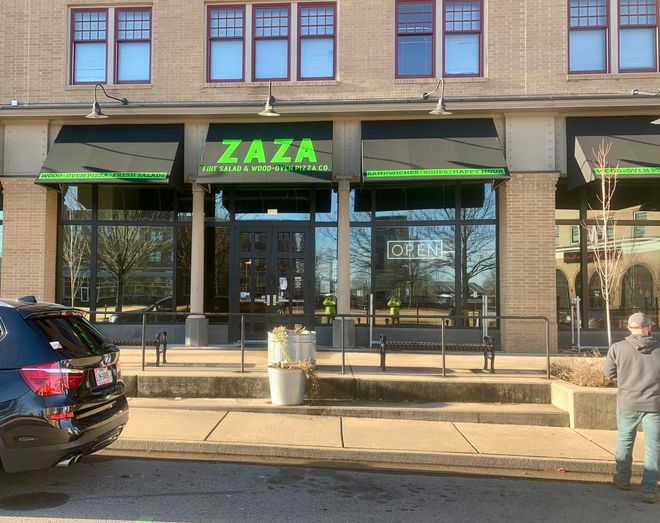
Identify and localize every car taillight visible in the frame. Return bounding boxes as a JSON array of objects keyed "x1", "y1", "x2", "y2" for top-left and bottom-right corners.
[{"x1": 19, "y1": 362, "x2": 85, "y2": 396}]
